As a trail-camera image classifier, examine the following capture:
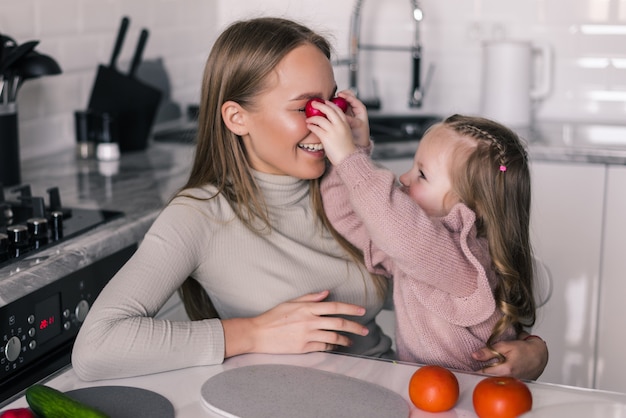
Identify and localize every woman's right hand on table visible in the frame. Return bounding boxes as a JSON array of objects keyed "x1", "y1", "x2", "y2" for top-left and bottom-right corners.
[{"x1": 221, "y1": 290, "x2": 369, "y2": 358}]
